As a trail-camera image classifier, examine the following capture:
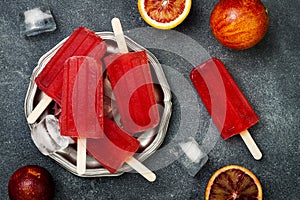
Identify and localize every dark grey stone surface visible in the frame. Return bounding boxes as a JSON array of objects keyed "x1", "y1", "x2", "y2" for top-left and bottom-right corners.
[{"x1": 0, "y1": 0, "x2": 299, "y2": 199}]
